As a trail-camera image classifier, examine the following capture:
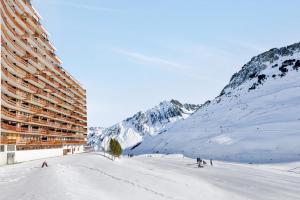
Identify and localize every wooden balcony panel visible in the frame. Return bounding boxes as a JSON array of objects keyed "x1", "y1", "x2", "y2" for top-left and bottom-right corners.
[
  {"x1": 1, "y1": 109, "x2": 17, "y2": 118},
  {"x1": 2, "y1": 81, "x2": 17, "y2": 95},
  {"x1": 25, "y1": 95, "x2": 47, "y2": 106},
  {"x1": 2, "y1": 43, "x2": 36, "y2": 74},
  {"x1": 0, "y1": 136, "x2": 16, "y2": 145},
  {"x1": 63, "y1": 140, "x2": 86, "y2": 145},
  {"x1": 1, "y1": 94, "x2": 17, "y2": 106},
  {"x1": 1, "y1": 56, "x2": 27, "y2": 78},
  {"x1": 25, "y1": 74, "x2": 46, "y2": 88},
  {"x1": 1, "y1": 122, "x2": 28, "y2": 133}
]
